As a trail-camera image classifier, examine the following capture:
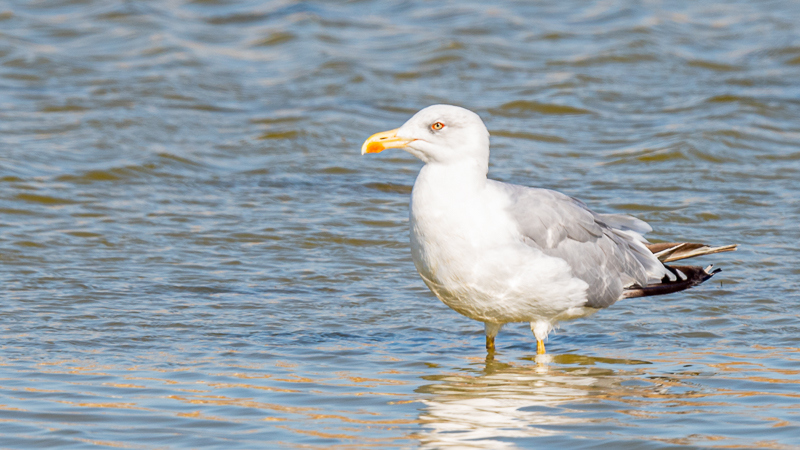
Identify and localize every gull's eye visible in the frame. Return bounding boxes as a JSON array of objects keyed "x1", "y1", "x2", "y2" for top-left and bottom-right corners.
[{"x1": 431, "y1": 121, "x2": 445, "y2": 131}]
